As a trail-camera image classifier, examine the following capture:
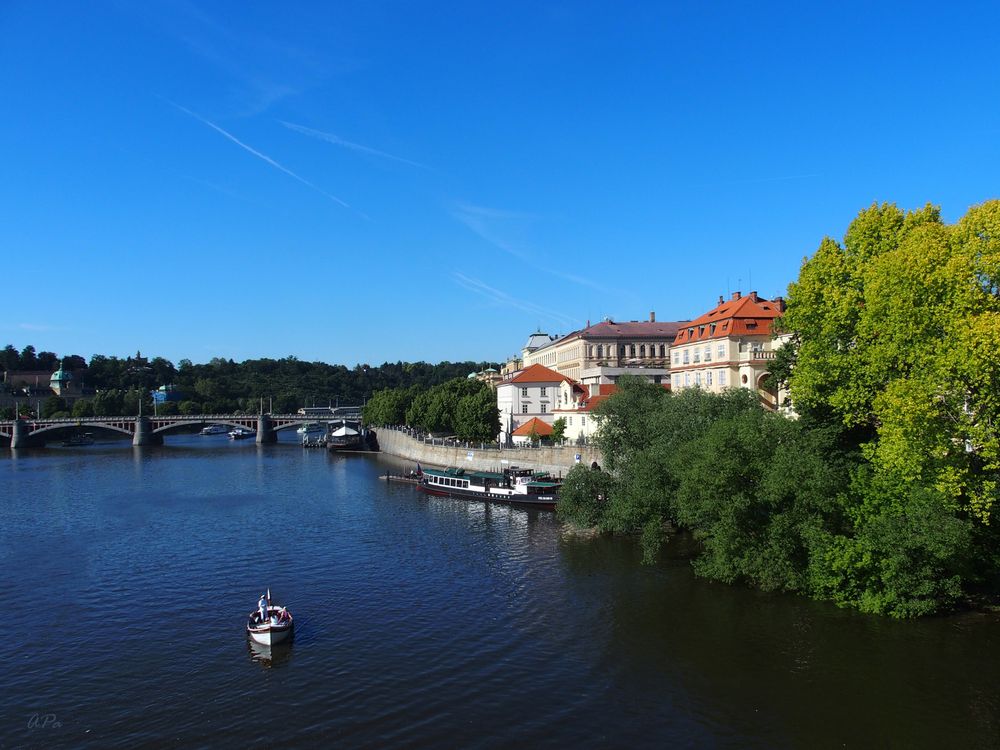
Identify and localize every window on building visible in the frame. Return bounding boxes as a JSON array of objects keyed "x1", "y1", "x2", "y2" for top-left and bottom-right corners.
[
  {"x1": 717, "y1": 343, "x2": 725, "y2": 359},
  {"x1": 540, "y1": 404, "x2": 547, "y2": 414},
  {"x1": 581, "y1": 417, "x2": 586, "y2": 426},
  {"x1": 540, "y1": 387, "x2": 547, "y2": 396},
  {"x1": 683, "y1": 350, "x2": 690, "y2": 364},
  {"x1": 673, "y1": 351, "x2": 679, "y2": 365},
  {"x1": 704, "y1": 345, "x2": 711, "y2": 362},
  {"x1": 694, "y1": 349, "x2": 701, "y2": 363},
  {"x1": 639, "y1": 344, "x2": 646, "y2": 358},
  {"x1": 707, "y1": 371, "x2": 713, "y2": 386},
  {"x1": 522, "y1": 404, "x2": 528, "y2": 414},
  {"x1": 521, "y1": 387, "x2": 528, "y2": 397},
  {"x1": 673, "y1": 374, "x2": 679, "y2": 387},
  {"x1": 719, "y1": 370, "x2": 726, "y2": 386},
  {"x1": 684, "y1": 373, "x2": 690, "y2": 386},
  {"x1": 695, "y1": 372, "x2": 702, "y2": 386},
  {"x1": 597, "y1": 344, "x2": 603, "y2": 358},
  {"x1": 568, "y1": 416, "x2": 573, "y2": 426}
]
